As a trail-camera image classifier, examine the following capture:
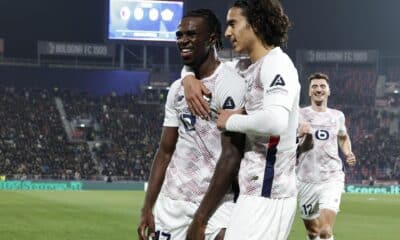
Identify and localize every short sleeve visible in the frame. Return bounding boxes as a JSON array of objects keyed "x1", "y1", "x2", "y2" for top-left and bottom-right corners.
[
  {"x1": 163, "y1": 80, "x2": 181, "y2": 127},
  {"x1": 337, "y1": 111, "x2": 347, "y2": 136},
  {"x1": 260, "y1": 56, "x2": 299, "y2": 111}
]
